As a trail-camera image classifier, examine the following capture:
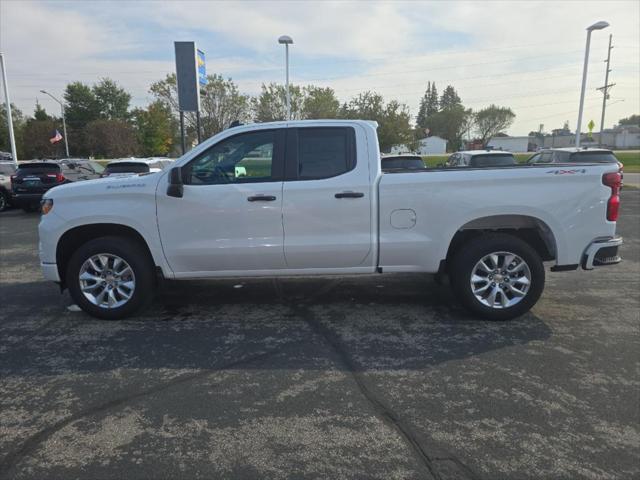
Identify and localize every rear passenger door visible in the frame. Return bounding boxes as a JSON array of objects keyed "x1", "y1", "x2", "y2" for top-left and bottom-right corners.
[{"x1": 281, "y1": 126, "x2": 374, "y2": 270}]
